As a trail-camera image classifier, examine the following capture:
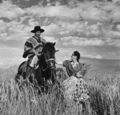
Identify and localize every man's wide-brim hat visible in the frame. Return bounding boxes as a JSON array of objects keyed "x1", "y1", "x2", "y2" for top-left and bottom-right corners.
[{"x1": 31, "y1": 26, "x2": 45, "y2": 33}]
